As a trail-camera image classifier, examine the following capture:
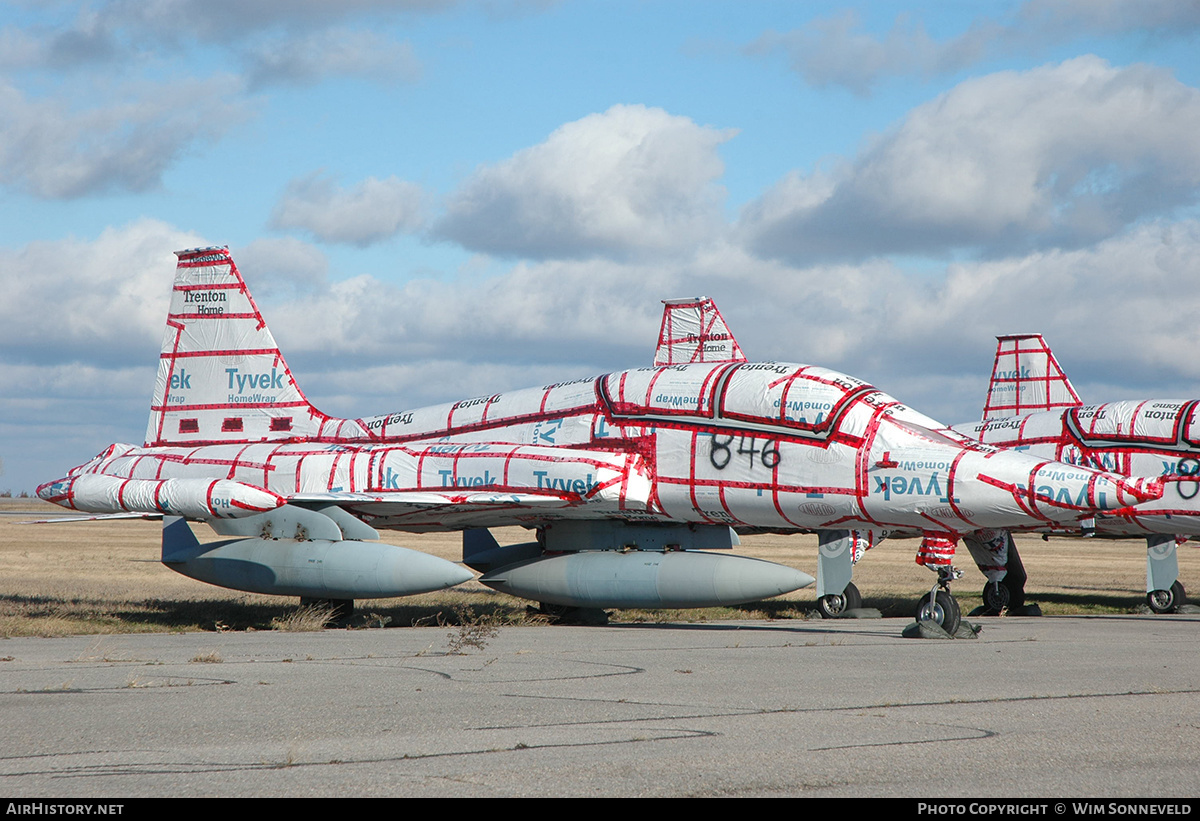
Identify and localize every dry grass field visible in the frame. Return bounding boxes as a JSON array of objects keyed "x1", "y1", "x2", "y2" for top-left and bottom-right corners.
[{"x1": 2, "y1": 498, "x2": 1196, "y2": 636}]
